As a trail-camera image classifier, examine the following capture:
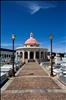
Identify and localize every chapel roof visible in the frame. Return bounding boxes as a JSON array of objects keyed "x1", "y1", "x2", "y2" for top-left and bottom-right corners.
[{"x1": 24, "y1": 32, "x2": 39, "y2": 46}]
